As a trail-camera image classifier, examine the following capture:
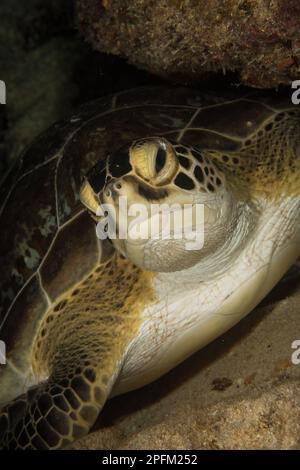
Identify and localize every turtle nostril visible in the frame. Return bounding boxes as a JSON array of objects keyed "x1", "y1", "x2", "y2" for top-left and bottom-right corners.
[{"x1": 105, "y1": 179, "x2": 122, "y2": 197}]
